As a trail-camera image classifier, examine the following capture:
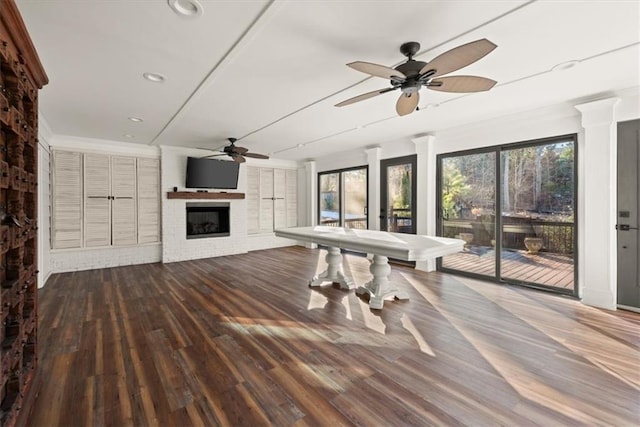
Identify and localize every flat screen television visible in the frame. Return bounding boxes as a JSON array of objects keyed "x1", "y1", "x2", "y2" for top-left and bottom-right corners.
[{"x1": 185, "y1": 157, "x2": 239, "y2": 189}]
